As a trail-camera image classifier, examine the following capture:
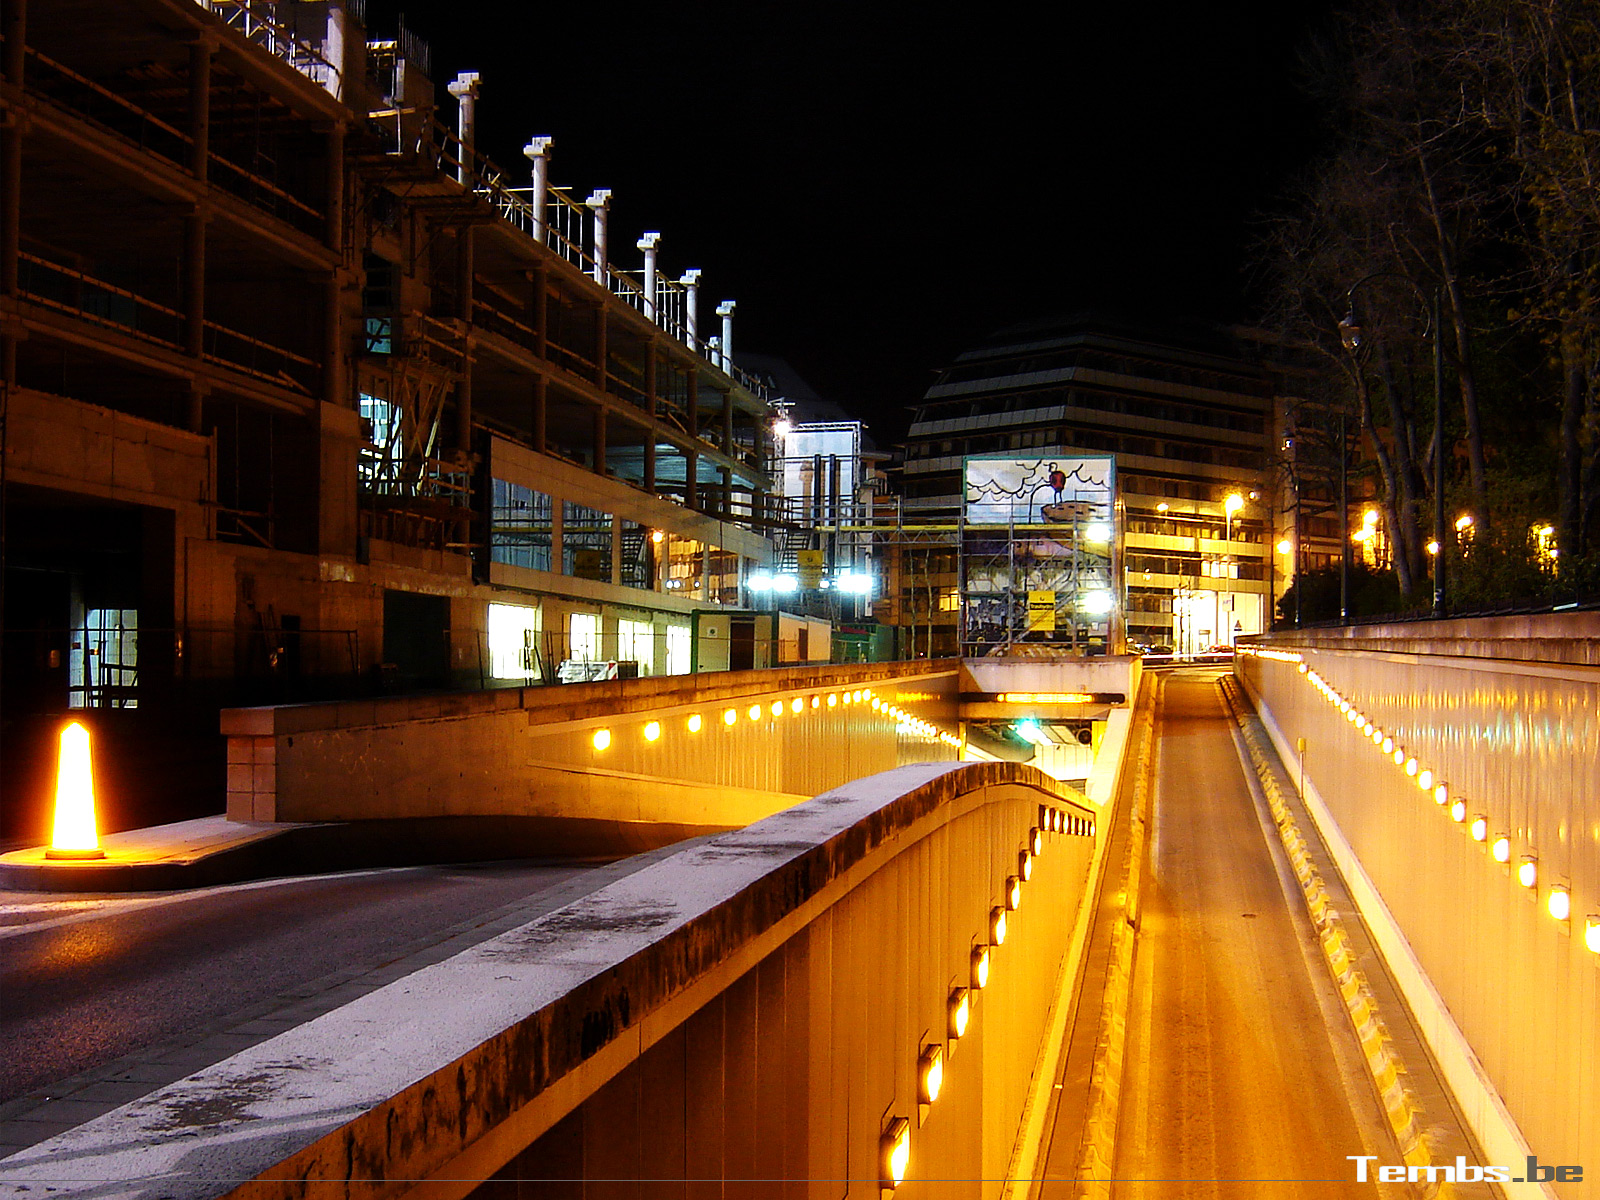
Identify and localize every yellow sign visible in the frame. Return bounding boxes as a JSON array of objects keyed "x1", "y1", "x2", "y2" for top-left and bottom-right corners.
[
  {"x1": 797, "y1": 549, "x2": 825, "y2": 589},
  {"x1": 1026, "y1": 590, "x2": 1056, "y2": 632}
]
